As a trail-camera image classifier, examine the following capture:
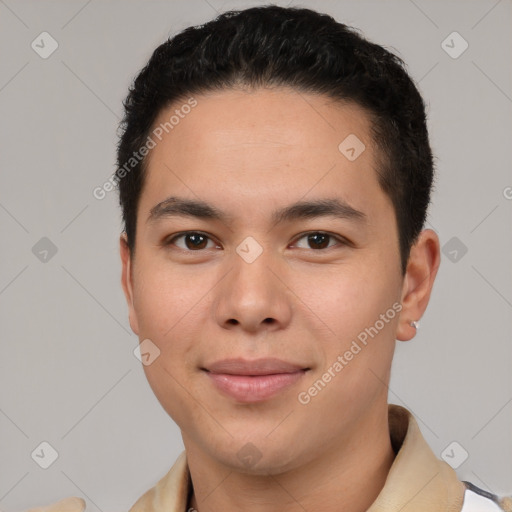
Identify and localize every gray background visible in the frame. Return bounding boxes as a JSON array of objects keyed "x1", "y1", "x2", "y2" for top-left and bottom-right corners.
[{"x1": 0, "y1": 0, "x2": 511, "y2": 510}]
